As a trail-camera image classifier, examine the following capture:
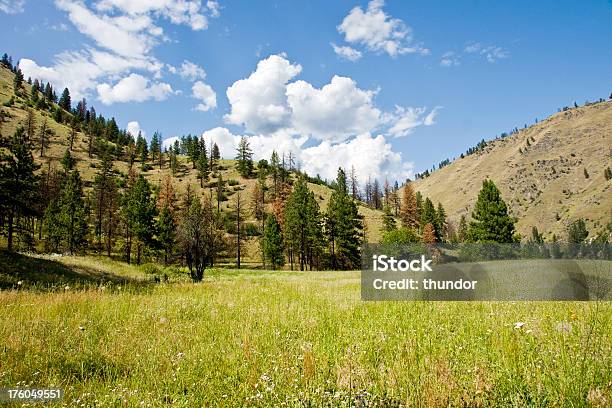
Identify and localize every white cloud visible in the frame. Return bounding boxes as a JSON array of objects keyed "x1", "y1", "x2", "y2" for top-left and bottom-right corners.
[
  {"x1": 192, "y1": 80, "x2": 217, "y2": 112},
  {"x1": 387, "y1": 106, "x2": 439, "y2": 137},
  {"x1": 286, "y1": 75, "x2": 382, "y2": 142},
  {"x1": 178, "y1": 59, "x2": 207, "y2": 80},
  {"x1": 96, "y1": 0, "x2": 219, "y2": 30},
  {"x1": 440, "y1": 51, "x2": 460, "y2": 67},
  {"x1": 337, "y1": 0, "x2": 428, "y2": 58},
  {"x1": 331, "y1": 43, "x2": 362, "y2": 61},
  {"x1": 126, "y1": 121, "x2": 145, "y2": 138},
  {"x1": 162, "y1": 136, "x2": 180, "y2": 151},
  {"x1": 56, "y1": 0, "x2": 157, "y2": 58},
  {"x1": 207, "y1": 0, "x2": 220, "y2": 18},
  {"x1": 300, "y1": 133, "x2": 413, "y2": 183},
  {"x1": 97, "y1": 73, "x2": 174, "y2": 104},
  {"x1": 464, "y1": 42, "x2": 509, "y2": 63},
  {"x1": 224, "y1": 54, "x2": 302, "y2": 134},
  {"x1": 0, "y1": 0, "x2": 25, "y2": 14}
]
